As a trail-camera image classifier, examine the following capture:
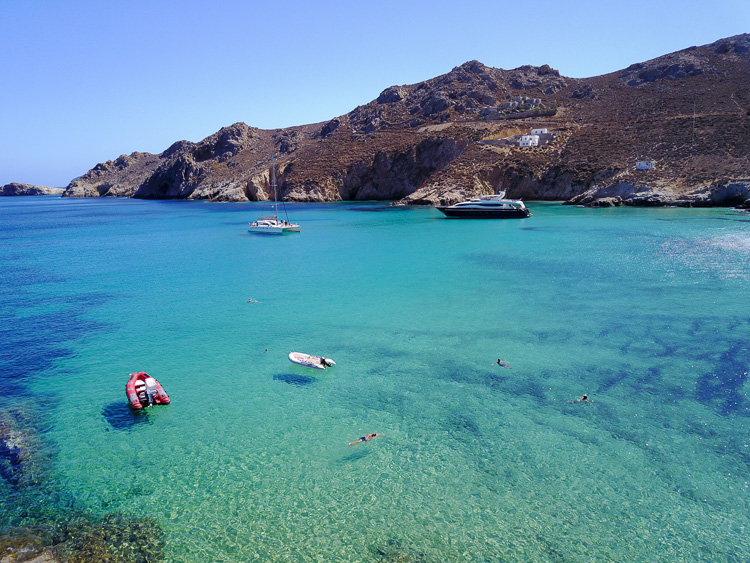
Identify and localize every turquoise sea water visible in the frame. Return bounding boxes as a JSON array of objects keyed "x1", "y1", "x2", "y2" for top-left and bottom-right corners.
[{"x1": 1, "y1": 196, "x2": 749, "y2": 562}]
